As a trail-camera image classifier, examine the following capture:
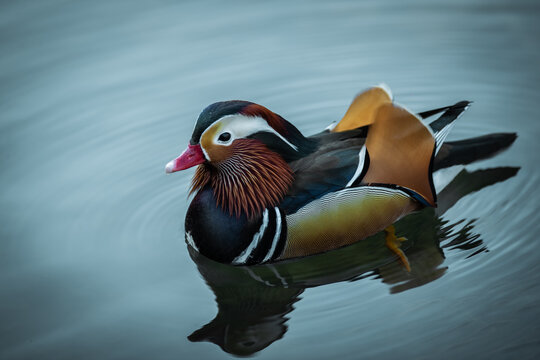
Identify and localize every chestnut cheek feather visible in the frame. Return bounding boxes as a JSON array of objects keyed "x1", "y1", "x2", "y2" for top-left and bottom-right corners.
[{"x1": 190, "y1": 139, "x2": 293, "y2": 218}]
